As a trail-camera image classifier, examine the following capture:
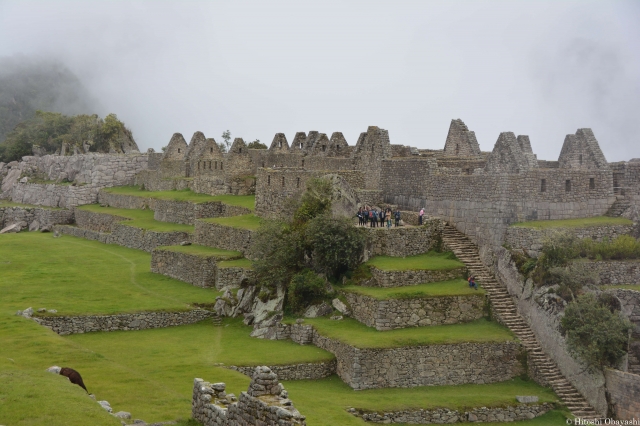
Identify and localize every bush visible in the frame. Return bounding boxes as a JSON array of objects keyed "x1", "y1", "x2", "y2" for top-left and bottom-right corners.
[
  {"x1": 252, "y1": 220, "x2": 305, "y2": 291},
  {"x1": 547, "y1": 266, "x2": 598, "y2": 302},
  {"x1": 287, "y1": 270, "x2": 328, "y2": 314},
  {"x1": 561, "y1": 293, "x2": 632, "y2": 371}
]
